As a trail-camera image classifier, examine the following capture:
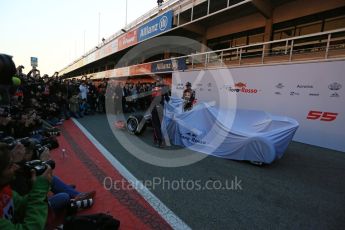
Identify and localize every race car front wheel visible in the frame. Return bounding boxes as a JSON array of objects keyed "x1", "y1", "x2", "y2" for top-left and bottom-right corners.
[{"x1": 126, "y1": 115, "x2": 146, "y2": 135}]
